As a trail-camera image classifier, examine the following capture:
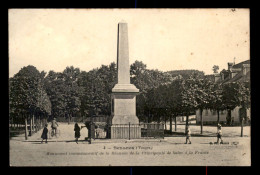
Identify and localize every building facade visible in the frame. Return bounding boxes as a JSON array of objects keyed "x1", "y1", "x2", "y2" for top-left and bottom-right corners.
[{"x1": 196, "y1": 59, "x2": 251, "y2": 125}]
